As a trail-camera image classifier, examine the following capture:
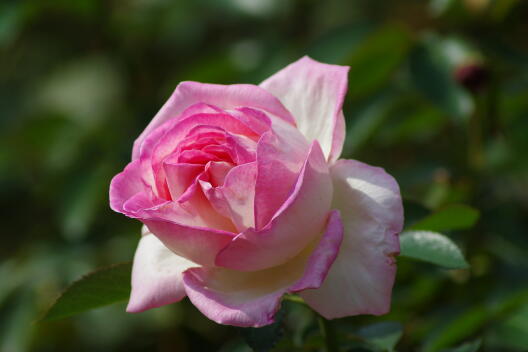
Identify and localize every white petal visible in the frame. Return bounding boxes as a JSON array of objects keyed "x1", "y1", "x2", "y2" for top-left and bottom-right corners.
[
  {"x1": 300, "y1": 159, "x2": 403, "y2": 318},
  {"x1": 127, "y1": 234, "x2": 197, "y2": 312}
]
